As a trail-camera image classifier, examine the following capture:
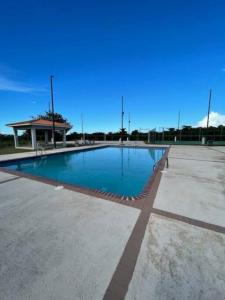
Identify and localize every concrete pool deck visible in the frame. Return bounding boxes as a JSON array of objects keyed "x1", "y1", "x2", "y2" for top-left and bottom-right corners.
[
  {"x1": 0, "y1": 143, "x2": 108, "y2": 162},
  {"x1": 126, "y1": 146, "x2": 225, "y2": 300},
  {"x1": 0, "y1": 172, "x2": 140, "y2": 300},
  {"x1": 0, "y1": 145, "x2": 225, "y2": 299},
  {"x1": 0, "y1": 142, "x2": 166, "y2": 163}
]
